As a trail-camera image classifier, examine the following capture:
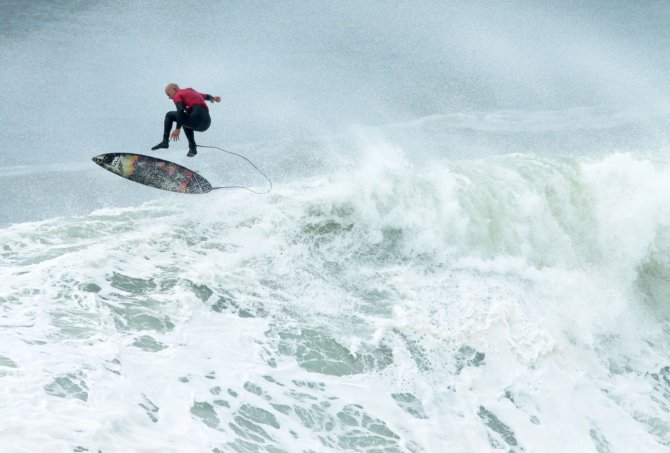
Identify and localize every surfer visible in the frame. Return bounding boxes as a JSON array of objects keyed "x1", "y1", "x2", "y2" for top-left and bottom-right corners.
[{"x1": 151, "y1": 83, "x2": 221, "y2": 157}]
